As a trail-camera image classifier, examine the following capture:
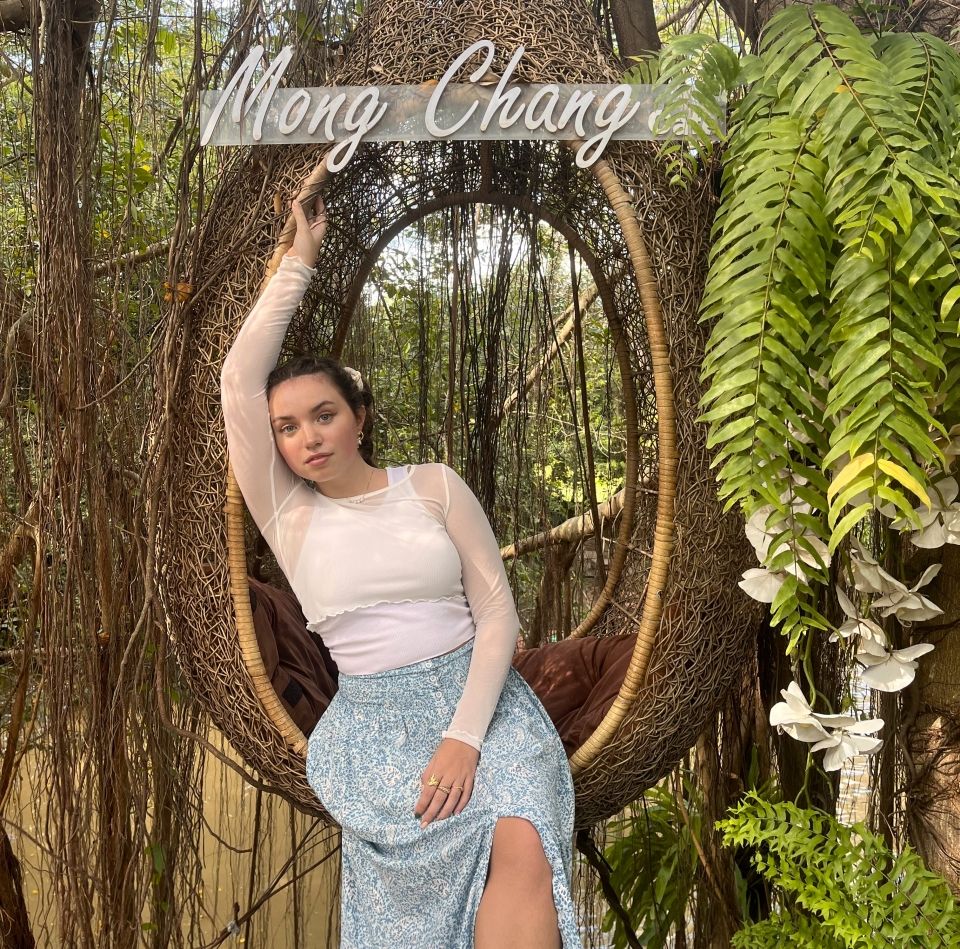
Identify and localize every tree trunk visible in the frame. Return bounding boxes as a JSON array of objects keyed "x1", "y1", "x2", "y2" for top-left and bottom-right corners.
[
  {"x1": 906, "y1": 543, "x2": 960, "y2": 894},
  {"x1": 608, "y1": 0, "x2": 661, "y2": 58},
  {"x1": 0, "y1": 825, "x2": 34, "y2": 949}
]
